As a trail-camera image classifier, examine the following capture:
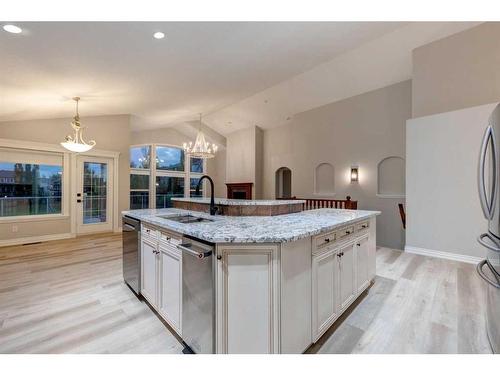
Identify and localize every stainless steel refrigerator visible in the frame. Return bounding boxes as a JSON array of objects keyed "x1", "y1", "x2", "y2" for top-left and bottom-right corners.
[{"x1": 477, "y1": 103, "x2": 500, "y2": 353}]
